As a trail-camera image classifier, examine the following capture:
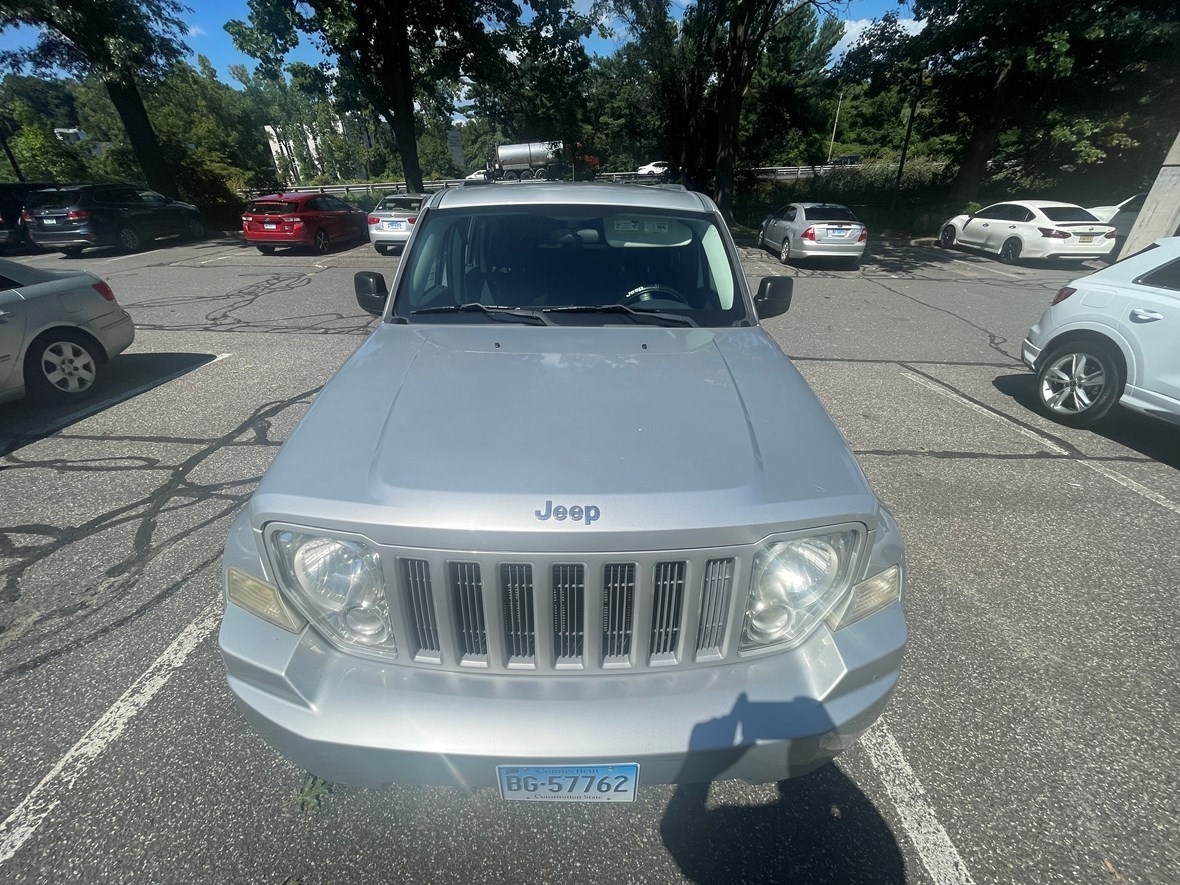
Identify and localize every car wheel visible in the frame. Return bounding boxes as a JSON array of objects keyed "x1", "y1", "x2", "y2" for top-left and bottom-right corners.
[
  {"x1": 756, "y1": 230, "x2": 764, "y2": 250},
  {"x1": 778, "y1": 239, "x2": 790, "y2": 265},
  {"x1": 1035, "y1": 341, "x2": 1123, "y2": 427},
  {"x1": 185, "y1": 216, "x2": 205, "y2": 239},
  {"x1": 23, "y1": 329, "x2": 103, "y2": 399},
  {"x1": 939, "y1": 225, "x2": 956, "y2": 248},
  {"x1": 373, "y1": 244, "x2": 387, "y2": 255},
  {"x1": 256, "y1": 245, "x2": 276, "y2": 255},
  {"x1": 117, "y1": 226, "x2": 142, "y2": 252},
  {"x1": 314, "y1": 229, "x2": 330, "y2": 254},
  {"x1": 999, "y1": 237, "x2": 1022, "y2": 265},
  {"x1": 62, "y1": 246, "x2": 84, "y2": 258}
]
